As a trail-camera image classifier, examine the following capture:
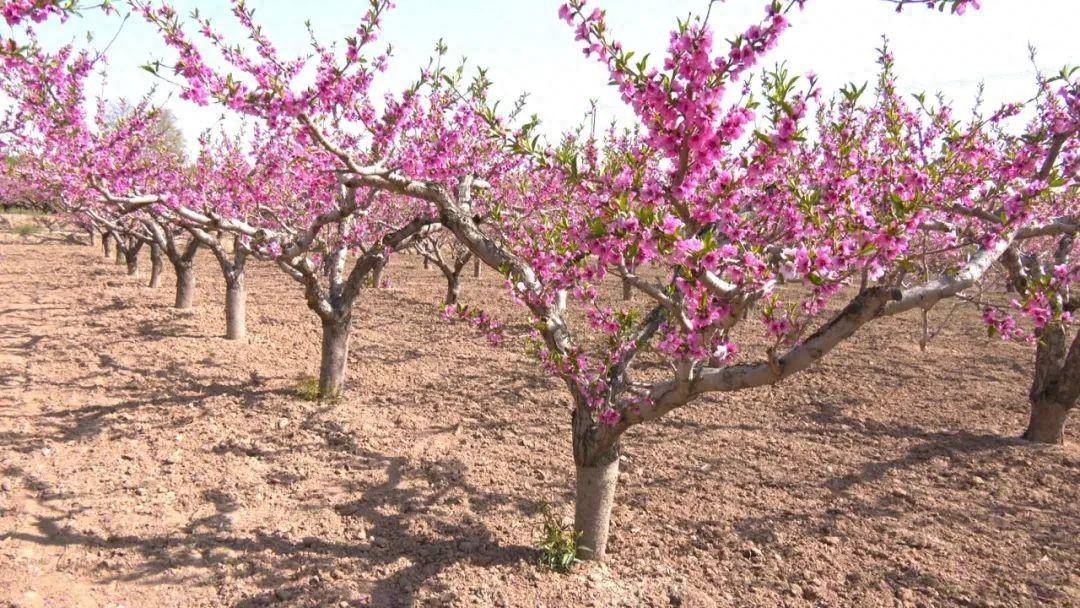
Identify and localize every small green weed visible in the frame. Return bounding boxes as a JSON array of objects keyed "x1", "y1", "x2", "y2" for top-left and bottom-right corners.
[
  {"x1": 294, "y1": 374, "x2": 321, "y2": 401},
  {"x1": 537, "y1": 510, "x2": 580, "y2": 573},
  {"x1": 13, "y1": 224, "x2": 42, "y2": 237},
  {"x1": 4, "y1": 207, "x2": 47, "y2": 216}
]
